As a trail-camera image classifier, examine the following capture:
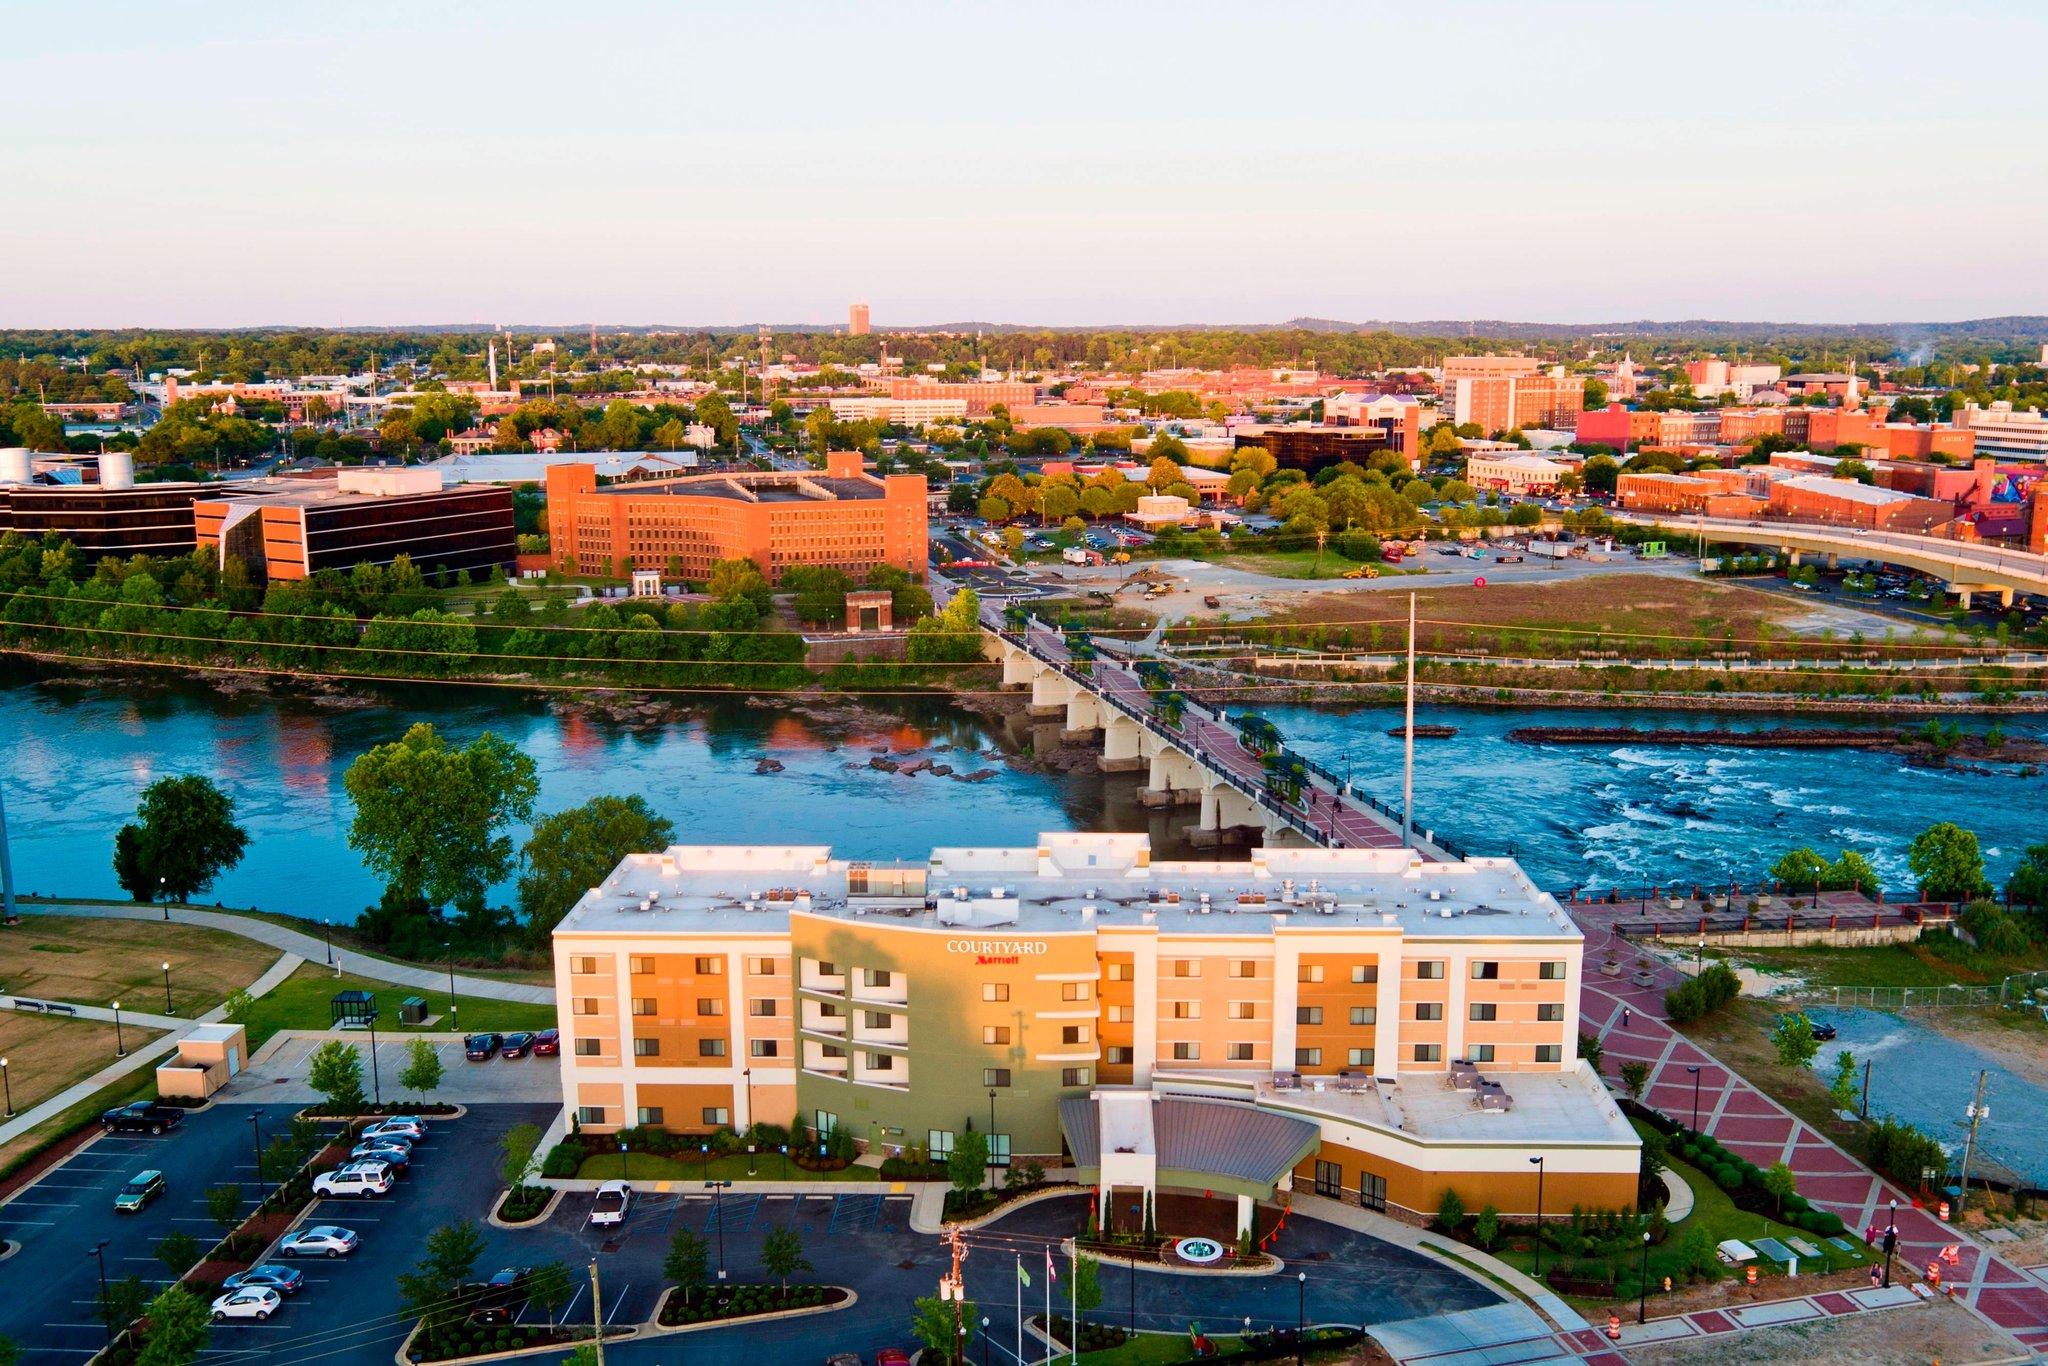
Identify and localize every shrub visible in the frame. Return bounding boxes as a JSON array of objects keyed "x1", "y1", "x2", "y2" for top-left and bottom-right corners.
[
  {"x1": 1713, "y1": 1165, "x2": 1742, "y2": 1191},
  {"x1": 1434, "y1": 1187, "x2": 1466, "y2": 1234},
  {"x1": 1472, "y1": 1204, "x2": 1500, "y2": 1250},
  {"x1": 540, "y1": 1142, "x2": 583, "y2": 1178}
]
